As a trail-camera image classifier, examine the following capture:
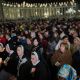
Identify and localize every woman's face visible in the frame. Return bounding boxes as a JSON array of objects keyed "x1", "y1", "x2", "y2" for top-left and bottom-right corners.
[
  {"x1": 60, "y1": 44, "x2": 65, "y2": 53},
  {"x1": 74, "y1": 38, "x2": 78, "y2": 45},
  {"x1": 31, "y1": 55, "x2": 37, "y2": 64},
  {"x1": 33, "y1": 39, "x2": 38, "y2": 46},
  {"x1": 27, "y1": 38, "x2": 32, "y2": 45},
  {"x1": 17, "y1": 47, "x2": 24, "y2": 57},
  {"x1": 38, "y1": 34, "x2": 43, "y2": 40}
]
